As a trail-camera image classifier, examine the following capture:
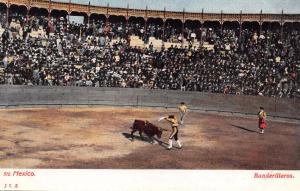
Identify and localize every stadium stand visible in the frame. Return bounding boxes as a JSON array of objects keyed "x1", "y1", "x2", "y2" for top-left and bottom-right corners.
[{"x1": 0, "y1": 2, "x2": 299, "y2": 99}]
